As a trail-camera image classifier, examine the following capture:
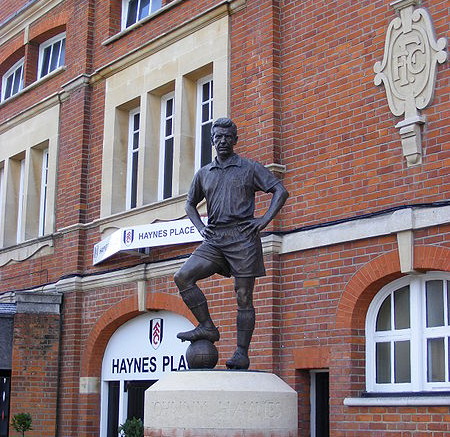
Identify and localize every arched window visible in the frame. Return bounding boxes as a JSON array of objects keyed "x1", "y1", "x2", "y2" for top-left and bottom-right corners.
[{"x1": 366, "y1": 272, "x2": 450, "y2": 393}]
